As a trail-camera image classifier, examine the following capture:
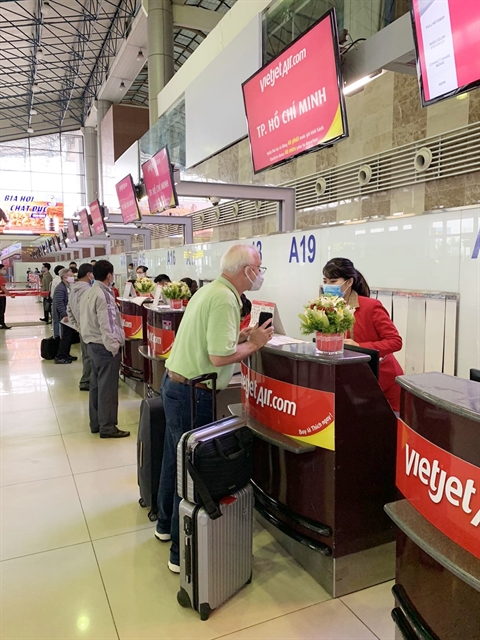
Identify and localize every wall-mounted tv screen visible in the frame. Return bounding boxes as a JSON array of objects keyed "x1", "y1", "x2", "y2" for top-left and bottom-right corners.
[
  {"x1": 242, "y1": 8, "x2": 348, "y2": 174},
  {"x1": 79, "y1": 208, "x2": 91, "y2": 238},
  {"x1": 411, "y1": 0, "x2": 480, "y2": 106},
  {"x1": 67, "y1": 219, "x2": 78, "y2": 243},
  {"x1": 115, "y1": 174, "x2": 141, "y2": 224},
  {"x1": 89, "y1": 200, "x2": 106, "y2": 235},
  {"x1": 53, "y1": 236, "x2": 61, "y2": 252},
  {"x1": 141, "y1": 146, "x2": 178, "y2": 214}
]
